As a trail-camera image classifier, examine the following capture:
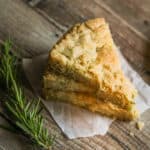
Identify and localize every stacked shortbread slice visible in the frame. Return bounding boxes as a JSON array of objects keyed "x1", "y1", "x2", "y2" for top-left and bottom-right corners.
[{"x1": 43, "y1": 18, "x2": 139, "y2": 120}]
